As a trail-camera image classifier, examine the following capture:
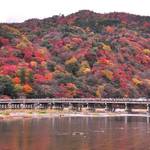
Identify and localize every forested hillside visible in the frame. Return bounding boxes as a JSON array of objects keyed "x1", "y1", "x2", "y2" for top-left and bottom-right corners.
[{"x1": 0, "y1": 10, "x2": 150, "y2": 98}]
